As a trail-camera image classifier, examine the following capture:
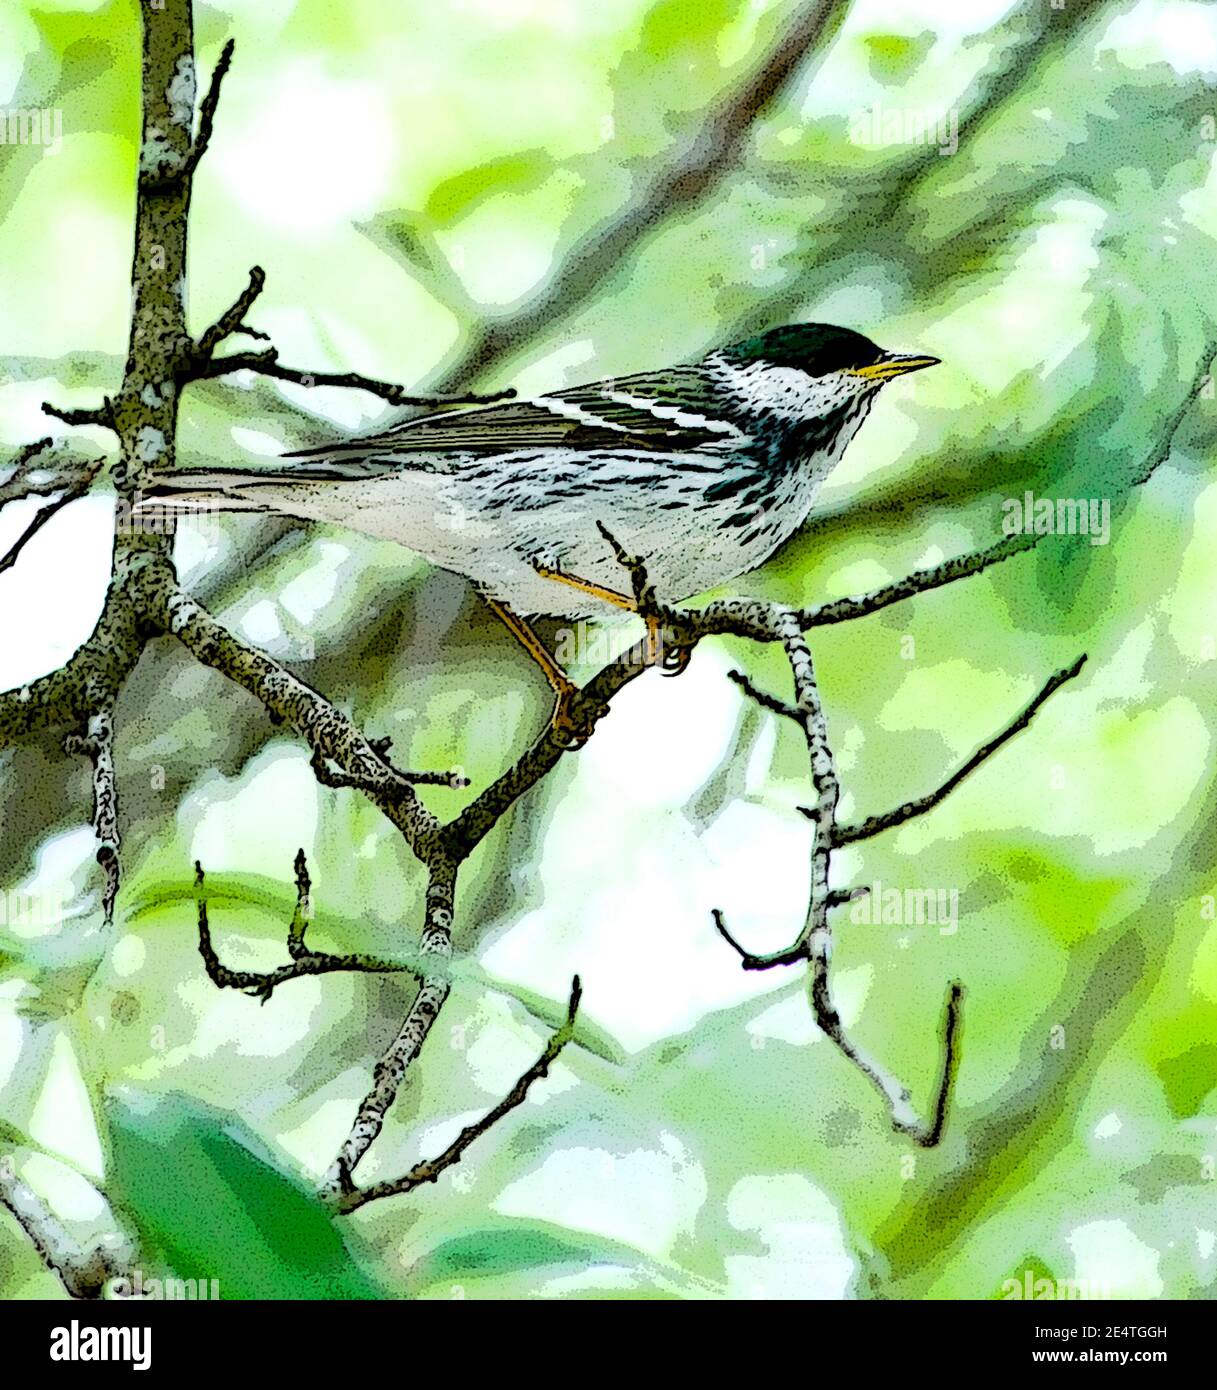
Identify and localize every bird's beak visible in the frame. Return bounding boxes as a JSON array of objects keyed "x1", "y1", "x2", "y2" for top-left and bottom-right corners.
[{"x1": 847, "y1": 353, "x2": 941, "y2": 382}]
